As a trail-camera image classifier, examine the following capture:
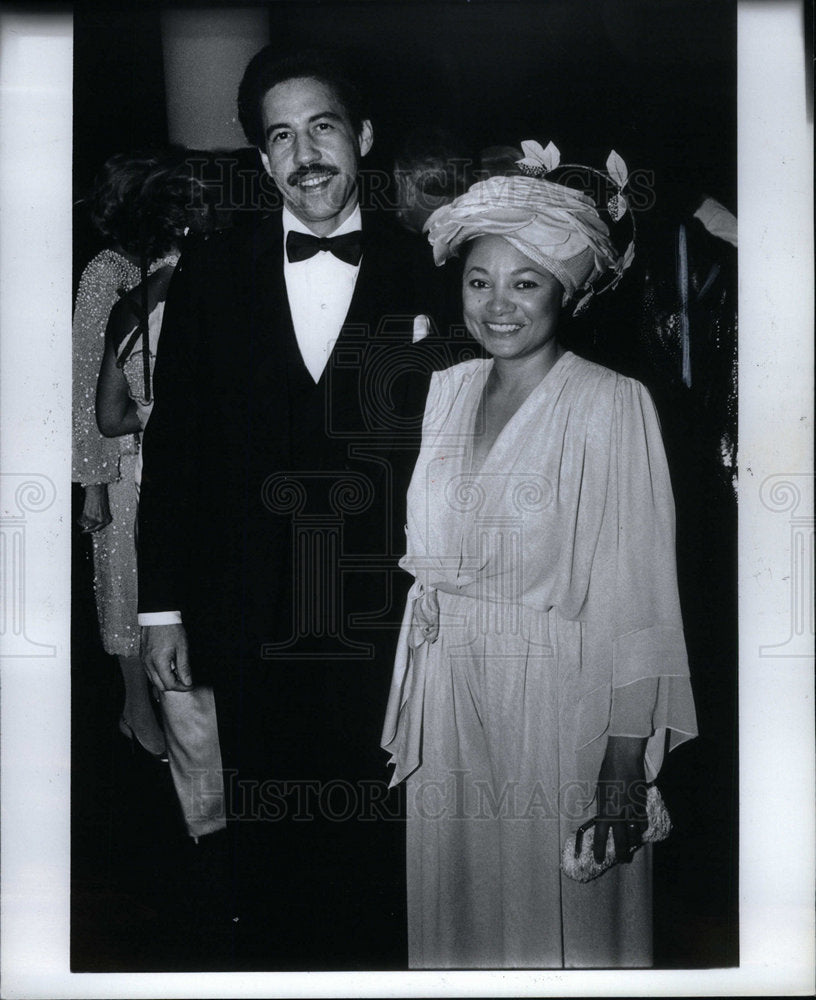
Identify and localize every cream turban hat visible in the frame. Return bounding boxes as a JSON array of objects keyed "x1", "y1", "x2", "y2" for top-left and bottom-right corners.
[{"x1": 425, "y1": 149, "x2": 634, "y2": 311}]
